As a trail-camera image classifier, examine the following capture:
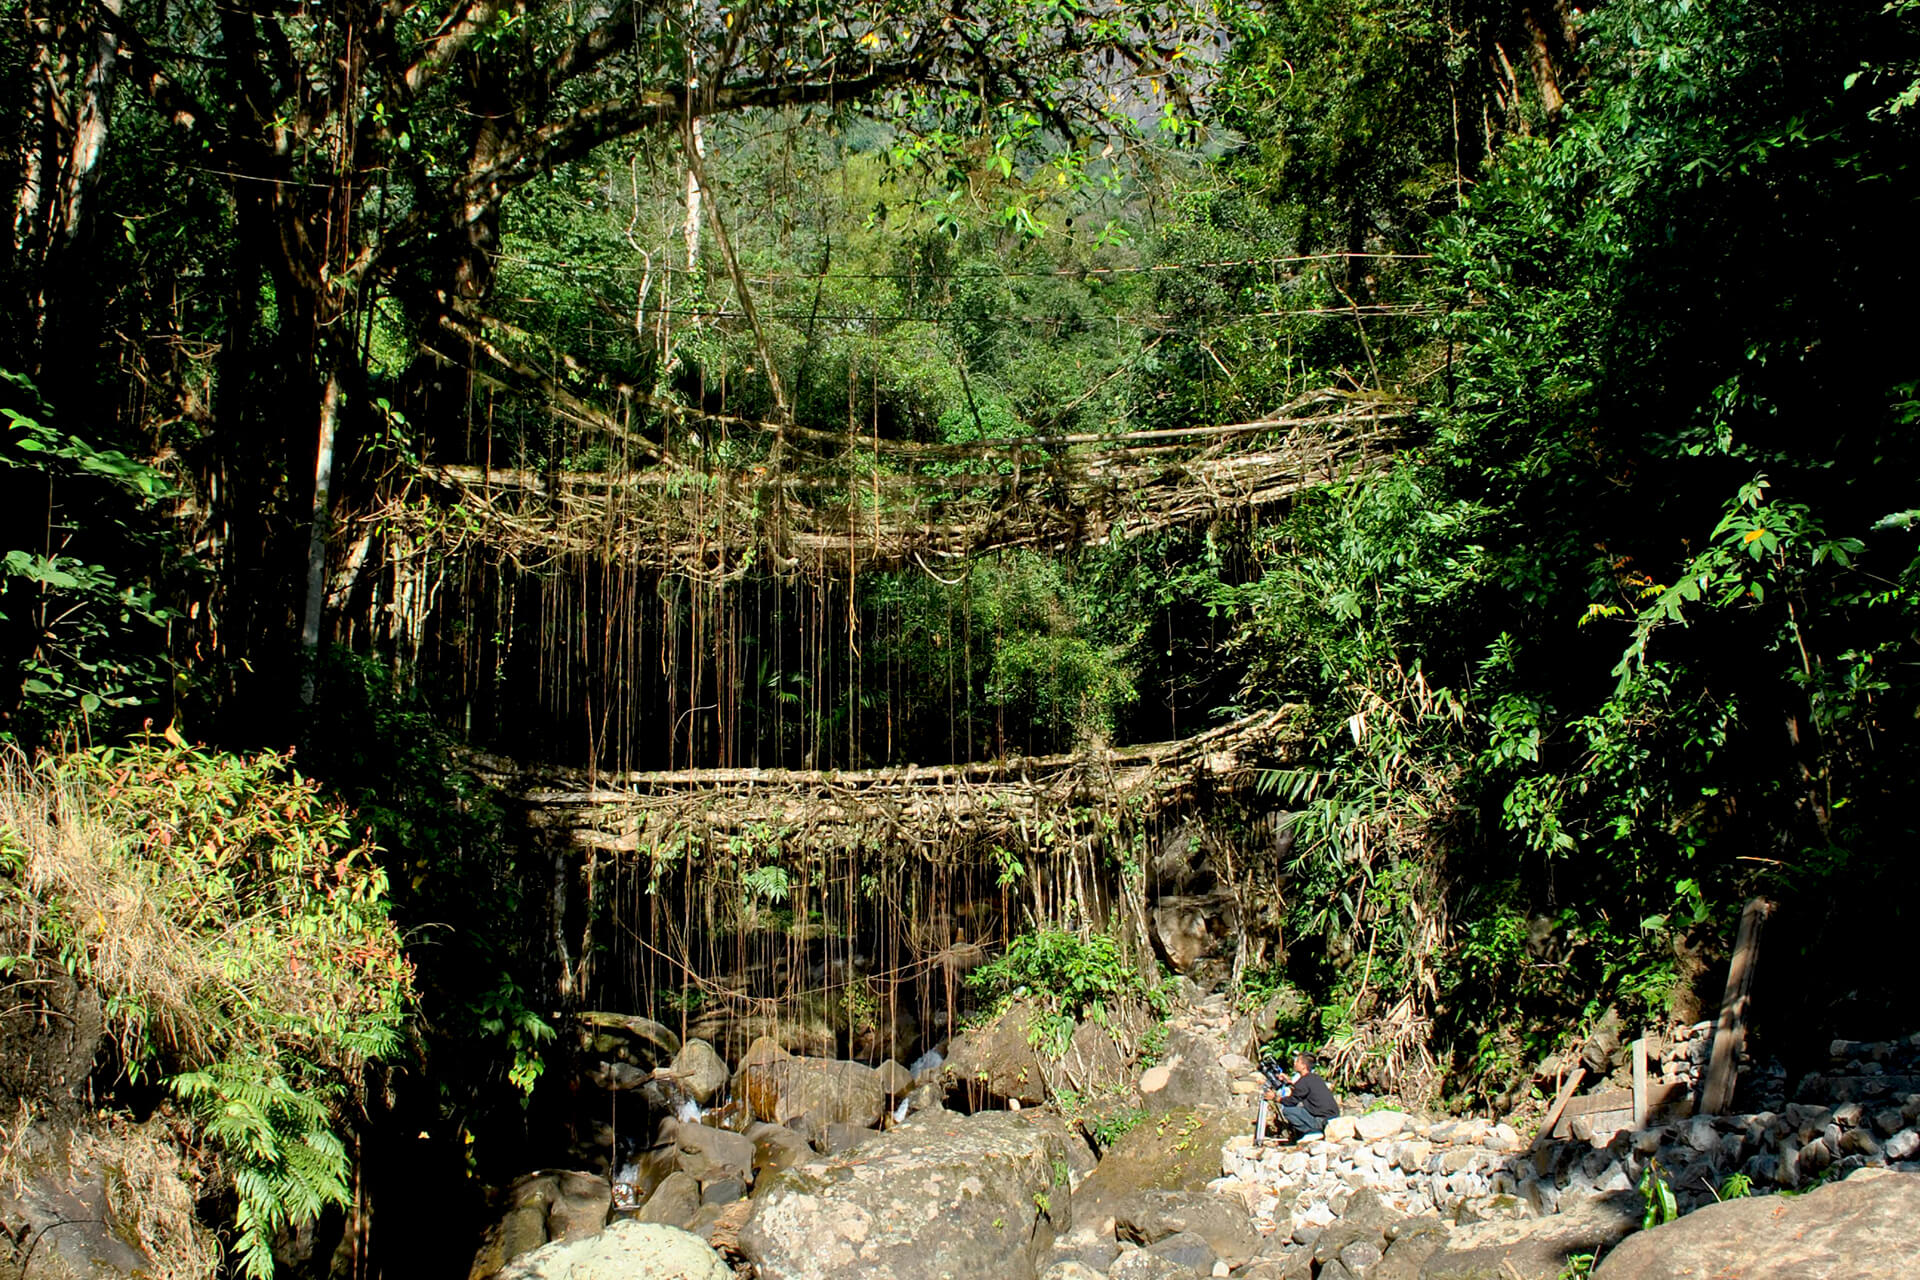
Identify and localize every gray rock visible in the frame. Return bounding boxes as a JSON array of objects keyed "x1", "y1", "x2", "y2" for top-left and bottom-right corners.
[
  {"x1": 635, "y1": 1171, "x2": 702, "y2": 1230},
  {"x1": 1072, "y1": 1108, "x2": 1247, "y2": 1240},
  {"x1": 876, "y1": 1059, "x2": 914, "y2": 1096},
  {"x1": 497, "y1": 1220, "x2": 730, "y2": 1279},
  {"x1": 1146, "y1": 1229, "x2": 1218, "y2": 1271},
  {"x1": 1040, "y1": 1263, "x2": 1107, "y2": 1280},
  {"x1": 1340, "y1": 1237, "x2": 1386, "y2": 1276},
  {"x1": 1886, "y1": 1128, "x2": 1920, "y2": 1161},
  {"x1": 1049, "y1": 1226, "x2": 1123, "y2": 1274},
  {"x1": 1420, "y1": 1192, "x2": 1639, "y2": 1279},
  {"x1": 738, "y1": 1053, "x2": 887, "y2": 1129},
  {"x1": 1115, "y1": 1191, "x2": 1260, "y2": 1266},
  {"x1": 1315, "y1": 1223, "x2": 1383, "y2": 1270},
  {"x1": 747, "y1": 1121, "x2": 814, "y2": 1183},
  {"x1": 578, "y1": 1012, "x2": 681, "y2": 1068},
  {"x1": 1356, "y1": 1112, "x2": 1409, "y2": 1142},
  {"x1": 472, "y1": 1170, "x2": 611, "y2": 1276},
  {"x1": 700, "y1": 1175, "x2": 745, "y2": 1206},
  {"x1": 739, "y1": 1109, "x2": 1072, "y2": 1280},
  {"x1": 817, "y1": 1122, "x2": 880, "y2": 1155},
  {"x1": 1373, "y1": 1229, "x2": 1446, "y2": 1280},
  {"x1": 1139, "y1": 1028, "x2": 1234, "y2": 1113},
  {"x1": 1152, "y1": 891, "x2": 1240, "y2": 981},
  {"x1": 1242, "y1": 1248, "x2": 1314, "y2": 1280},
  {"x1": 1110, "y1": 1246, "x2": 1200, "y2": 1279},
  {"x1": 671, "y1": 1039, "x2": 730, "y2": 1104},
  {"x1": 1057, "y1": 1017, "x2": 1133, "y2": 1100},
  {"x1": 1341, "y1": 1187, "x2": 1403, "y2": 1233},
  {"x1": 666, "y1": 1119, "x2": 756, "y2": 1185},
  {"x1": 1594, "y1": 1168, "x2": 1920, "y2": 1279},
  {"x1": 945, "y1": 1002, "x2": 1052, "y2": 1108}
]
